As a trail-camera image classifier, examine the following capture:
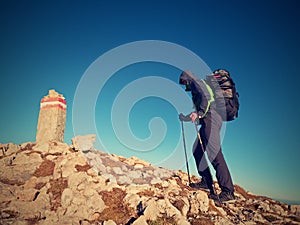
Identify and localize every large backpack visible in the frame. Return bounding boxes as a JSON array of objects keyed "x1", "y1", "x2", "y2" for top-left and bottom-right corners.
[{"x1": 205, "y1": 69, "x2": 240, "y2": 121}]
